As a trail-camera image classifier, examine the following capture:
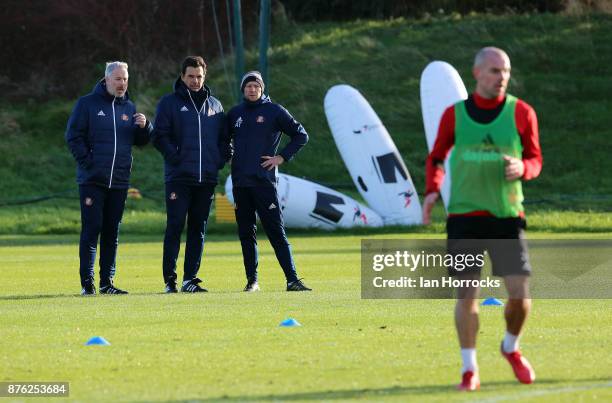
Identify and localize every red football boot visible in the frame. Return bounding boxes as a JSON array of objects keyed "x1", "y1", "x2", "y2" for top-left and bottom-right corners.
[
  {"x1": 457, "y1": 370, "x2": 480, "y2": 391},
  {"x1": 501, "y1": 343, "x2": 536, "y2": 384}
]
